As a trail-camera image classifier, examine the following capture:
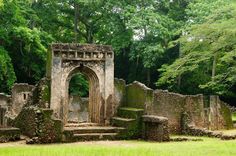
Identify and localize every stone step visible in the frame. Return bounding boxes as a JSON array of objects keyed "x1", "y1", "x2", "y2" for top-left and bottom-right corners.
[
  {"x1": 0, "y1": 127, "x2": 21, "y2": 143},
  {"x1": 64, "y1": 126, "x2": 125, "y2": 134},
  {"x1": 111, "y1": 117, "x2": 136, "y2": 128},
  {"x1": 65, "y1": 123, "x2": 100, "y2": 127},
  {"x1": 73, "y1": 133, "x2": 118, "y2": 141},
  {"x1": 117, "y1": 107, "x2": 144, "y2": 119}
]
